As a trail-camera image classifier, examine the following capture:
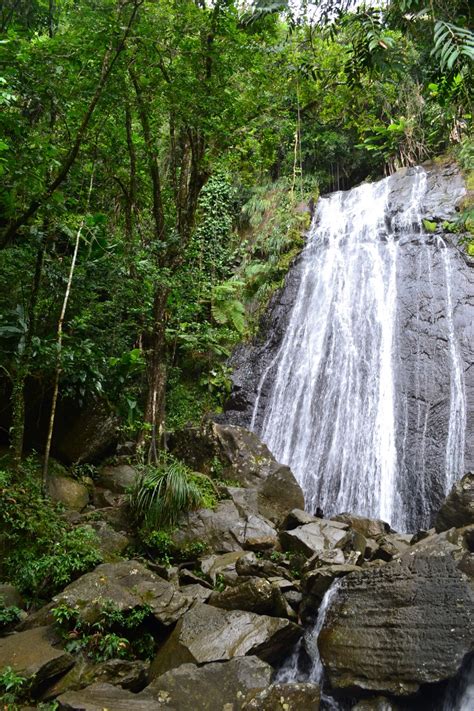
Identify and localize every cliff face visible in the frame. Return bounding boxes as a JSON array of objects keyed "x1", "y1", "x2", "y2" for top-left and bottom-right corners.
[{"x1": 224, "y1": 162, "x2": 474, "y2": 530}]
